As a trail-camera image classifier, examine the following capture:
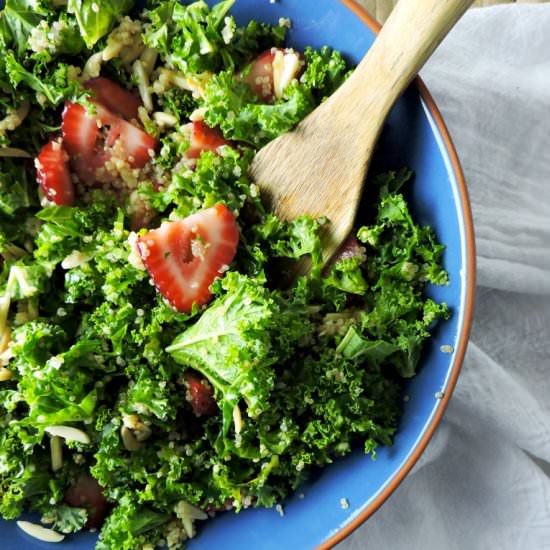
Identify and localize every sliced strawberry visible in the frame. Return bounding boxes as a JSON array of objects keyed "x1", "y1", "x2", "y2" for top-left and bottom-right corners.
[
  {"x1": 84, "y1": 77, "x2": 142, "y2": 121},
  {"x1": 61, "y1": 102, "x2": 102, "y2": 158},
  {"x1": 334, "y1": 235, "x2": 365, "y2": 263},
  {"x1": 62, "y1": 101, "x2": 157, "y2": 182},
  {"x1": 245, "y1": 50, "x2": 276, "y2": 102},
  {"x1": 137, "y1": 204, "x2": 239, "y2": 313},
  {"x1": 35, "y1": 140, "x2": 74, "y2": 206},
  {"x1": 185, "y1": 121, "x2": 231, "y2": 160},
  {"x1": 64, "y1": 475, "x2": 109, "y2": 530},
  {"x1": 107, "y1": 119, "x2": 157, "y2": 168},
  {"x1": 324, "y1": 234, "x2": 366, "y2": 275},
  {"x1": 245, "y1": 48, "x2": 305, "y2": 102},
  {"x1": 183, "y1": 370, "x2": 218, "y2": 416}
]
